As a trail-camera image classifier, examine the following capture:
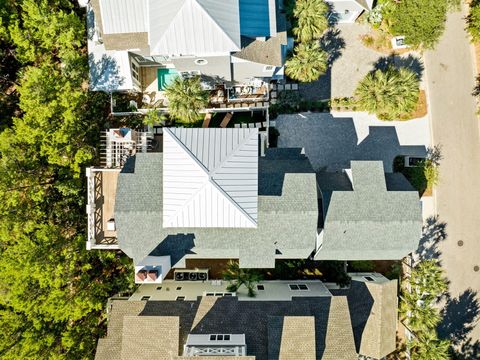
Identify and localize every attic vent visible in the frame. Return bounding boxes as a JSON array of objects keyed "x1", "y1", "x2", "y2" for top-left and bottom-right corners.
[
  {"x1": 263, "y1": 65, "x2": 274, "y2": 72},
  {"x1": 194, "y1": 59, "x2": 208, "y2": 66},
  {"x1": 364, "y1": 276, "x2": 375, "y2": 282}
]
